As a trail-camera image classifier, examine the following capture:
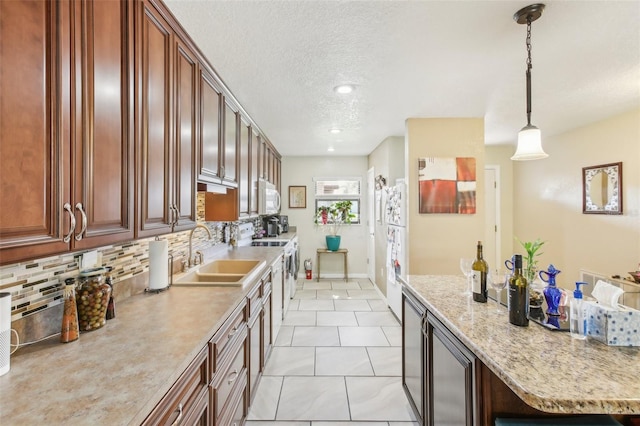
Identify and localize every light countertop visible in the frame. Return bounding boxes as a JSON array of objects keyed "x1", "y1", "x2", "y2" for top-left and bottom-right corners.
[
  {"x1": 0, "y1": 246, "x2": 283, "y2": 425},
  {"x1": 403, "y1": 275, "x2": 640, "y2": 415}
]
